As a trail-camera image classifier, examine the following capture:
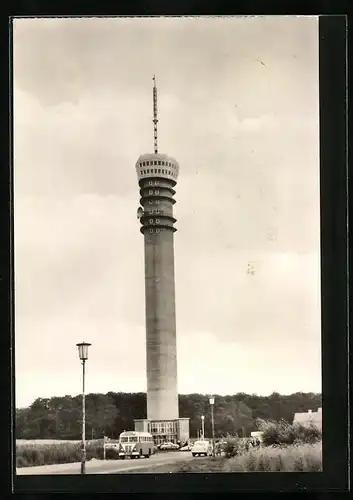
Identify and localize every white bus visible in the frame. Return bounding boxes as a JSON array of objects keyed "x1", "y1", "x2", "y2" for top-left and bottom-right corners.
[{"x1": 117, "y1": 431, "x2": 154, "y2": 459}]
